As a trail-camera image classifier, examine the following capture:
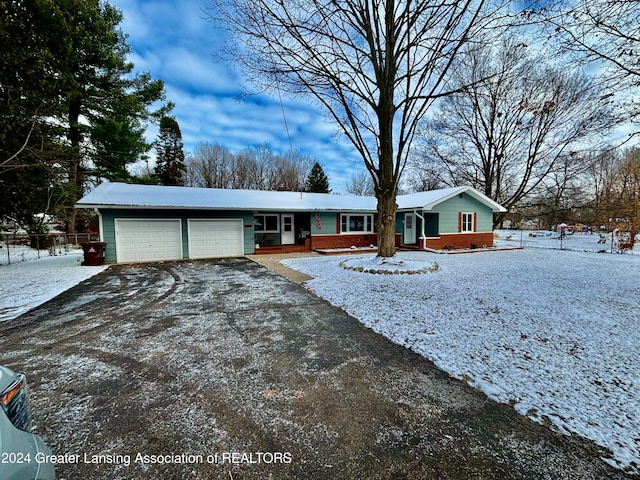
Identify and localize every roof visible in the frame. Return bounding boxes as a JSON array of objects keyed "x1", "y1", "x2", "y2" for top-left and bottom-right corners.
[
  {"x1": 397, "y1": 186, "x2": 507, "y2": 212},
  {"x1": 76, "y1": 182, "x2": 376, "y2": 212},
  {"x1": 76, "y1": 182, "x2": 507, "y2": 213}
]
